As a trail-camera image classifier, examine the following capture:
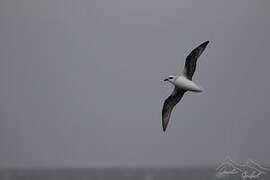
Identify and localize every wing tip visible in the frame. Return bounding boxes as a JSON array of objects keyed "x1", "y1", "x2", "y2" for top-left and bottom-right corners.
[
  {"x1": 163, "y1": 125, "x2": 167, "y2": 132},
  {"x1": 203, "y1": 40, "x2": 210, "y2": 46},
  {"x1": 162, "y1": 120, "x2": 168, "y2": 132}
]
